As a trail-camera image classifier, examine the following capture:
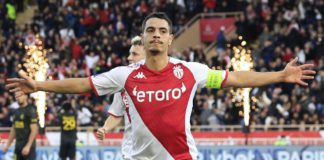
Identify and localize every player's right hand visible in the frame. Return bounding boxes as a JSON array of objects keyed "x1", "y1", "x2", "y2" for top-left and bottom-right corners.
[
  {"x1": 2, "y1": 146, "x2": 8, "y2": 154},
  {"x1": 97, "y1": 127, "x2": 106, "y2": 140},
  {"x1": 6, "y1": 70, "x2": 38, "y2": 96}
]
